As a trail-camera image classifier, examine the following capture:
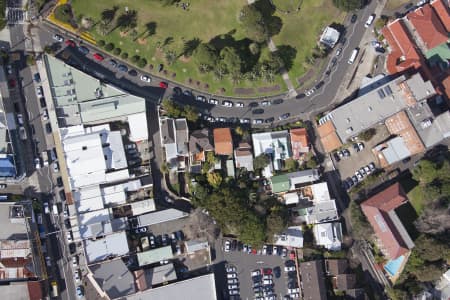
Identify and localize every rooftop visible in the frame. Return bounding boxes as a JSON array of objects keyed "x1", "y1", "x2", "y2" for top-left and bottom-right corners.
[
  {"x1": 319, "y1": 26, "x2": 340, "y2": 48},
  {"x1": 313, "y1": 222, "x2": 343, "y2": 251},
  {"x1": 325, "y1": 259, "x2": 349, "y2": 276},
  {"x1": 373, "y1": 136, "x2": 412, "y2": 167},
  {"x1": 84, "y1": 231, "x2": 129, "y2": 263},
  {"x1": 299, "y1": 260, "x2": 327, "y2": 300},
  {"x1": 317, "y1": 121, "x2": 342, "y2": 153},
  {"x1": 125, "y1": 273, "x2": 217, "y2": 300},
  {"x1": 290, "y1": 128, "x2": 309, "y2": 159},
  {"x1": 361, "y1": 183, "x2": 415, "y2": 259},
  {"x1": 91, "y1": 259, "x2": 136, "y2": 299},
  {"x1": 137, "y1": 208, "x2": 189, "y2": 227},
  {"x1": 134, "y1": 263, "x2": 177, "y2": 291},
  {"x1": 137, "y1": 246, "x2": 173, "y2": 267},
  {"x1": 384, "y1": 111, "x2": 425, "y2": 155},
  {"x1": 213, "y1": 128, "x2": 233, "y2": 156},
  {"x1": 271, "y1": 169, "x2": 320, "y2": 193},
  {"x1": 0, "y1": 202, "x2": 28, "y2": 240},
  {"x1": 431, "y1": 0, "x2": 450, "y2": 32},
  {"x1": 189, "y1": 129, "x2": 213, "y2": 156},
  {"x1": 252, "y1": 131, "x2": 291, "y2": 170},
  {"x1": 234, "y1": 143, "x2": 254, "y2": 171},
  {"x1": 274, "y1": 226, "x2": 304, "y2": 248}
]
